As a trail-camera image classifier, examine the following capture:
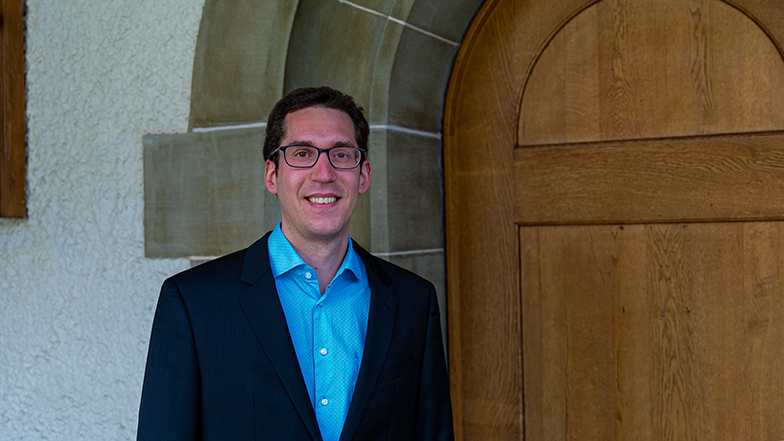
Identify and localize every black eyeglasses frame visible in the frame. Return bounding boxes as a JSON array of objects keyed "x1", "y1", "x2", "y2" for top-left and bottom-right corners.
[{"x1": 270, "y1": 145, "x2": 367, "y2": 169}]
